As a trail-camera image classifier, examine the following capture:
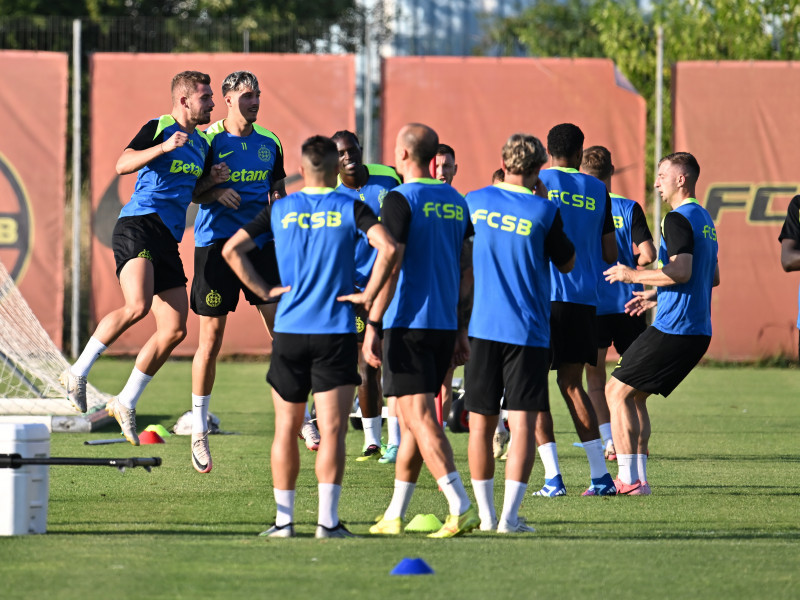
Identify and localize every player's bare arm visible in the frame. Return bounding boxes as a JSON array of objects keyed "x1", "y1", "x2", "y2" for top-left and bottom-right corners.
[
  {"x1": 601, "y1": 230, "x2": 618, "y2": 264},
  {"x1": 115, "y1": 131, "x2": 189, "y2": 175},
  {"x1": 221, "y1": 228, "x2": 290, "y2": 301},
  {"x1": 605, "y1": 252, "x2": 692, "y2": 287},
  {"x1": 636, "y1": 240, "x2": 657, "y2": 266},
  {"x1": 780, "y1": 238, "x2": 800, "y2": 272},
  {"x1": 713, "y1": 262, "x2": 721, "y2": 287},
  {"x1": 336, "y1": 223, "x2": 398, "y2": 312},
  {"x1": 452, "y1": 236, "x2": 473, "y2": 367},
  {"x1": 361, "y1": 244, "x2": 406, "y2": 368}
]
